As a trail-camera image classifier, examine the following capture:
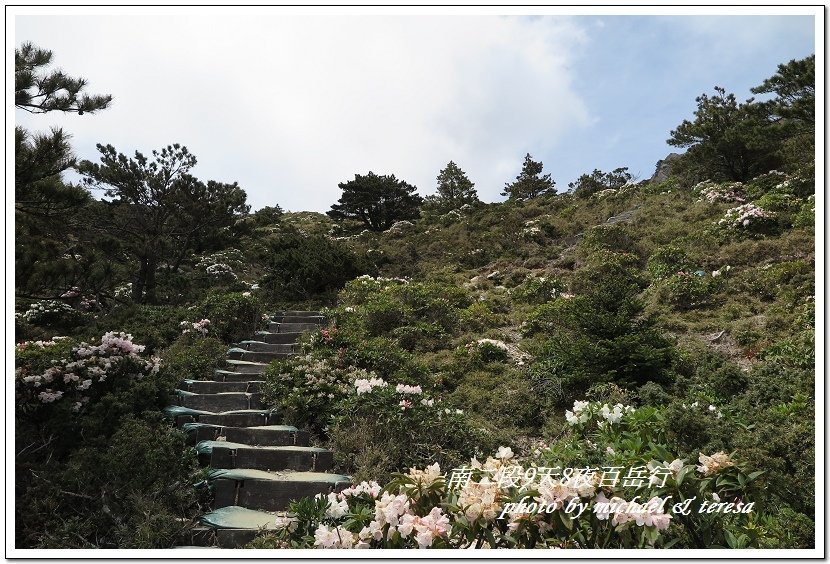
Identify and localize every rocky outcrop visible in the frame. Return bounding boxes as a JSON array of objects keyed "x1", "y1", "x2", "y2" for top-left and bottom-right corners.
[{"x1": 650, "y1": 153, "x2": 682, "y2": 184}]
